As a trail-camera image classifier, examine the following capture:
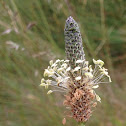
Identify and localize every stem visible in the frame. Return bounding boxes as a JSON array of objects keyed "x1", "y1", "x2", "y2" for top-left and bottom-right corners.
[{"x1": 78, "y1": 123, "x2": 85, "y2": 126}]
